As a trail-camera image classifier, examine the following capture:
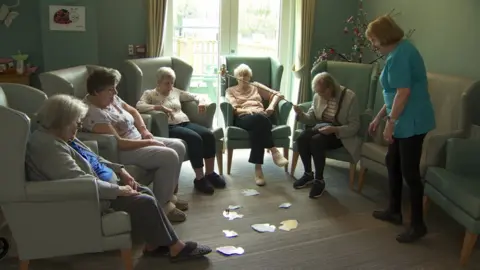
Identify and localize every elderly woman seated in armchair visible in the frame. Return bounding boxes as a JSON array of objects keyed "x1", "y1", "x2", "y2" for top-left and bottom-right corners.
[
  {"x1": 293, "y1": 72, "x2": 361, "y2": 198},
  {"x1": 225, "y1": 63, "x2": 289, "y2": 186},
  {"x1": 26, "y1": 94, "x2": 211, "y2": 262},
  {"x1": 136, "y1": 67, "x2": 225, "y2": 195}
]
